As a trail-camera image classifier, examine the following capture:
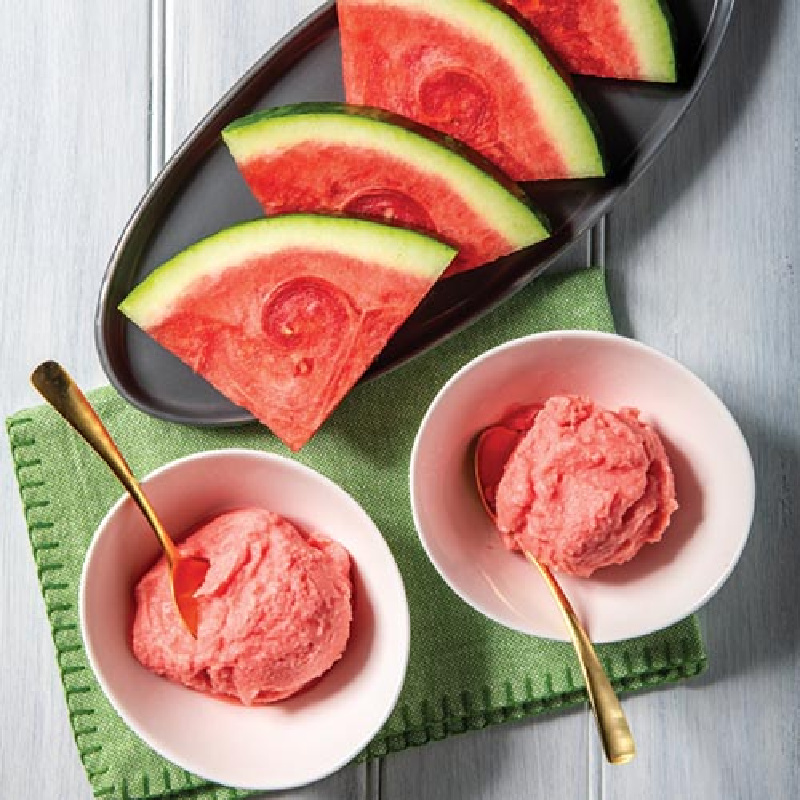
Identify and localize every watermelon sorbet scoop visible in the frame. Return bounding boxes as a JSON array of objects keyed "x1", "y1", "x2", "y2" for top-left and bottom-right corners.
[
  {"x1": 131, "y1": 508, "x2": 353, "y2": 704},
  {"x1": 495, "y1": 395, "x2": 678, "y2": 576}
]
